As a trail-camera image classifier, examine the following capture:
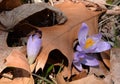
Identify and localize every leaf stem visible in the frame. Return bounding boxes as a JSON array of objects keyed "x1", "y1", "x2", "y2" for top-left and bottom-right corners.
[
  {"x1": 57, "y1": 60, "x2": 64, "y2": 74},
  {"x1": 32, "y1": 73, "x2": 54, "y2": 84}
]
